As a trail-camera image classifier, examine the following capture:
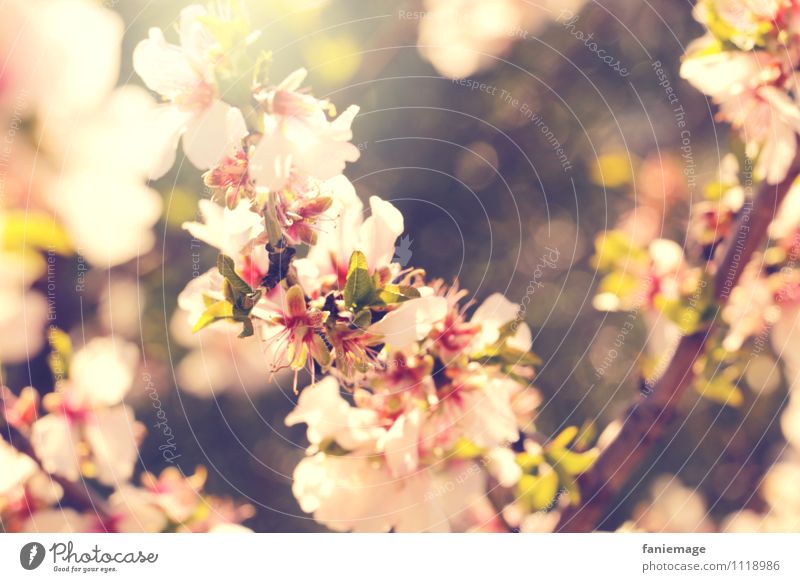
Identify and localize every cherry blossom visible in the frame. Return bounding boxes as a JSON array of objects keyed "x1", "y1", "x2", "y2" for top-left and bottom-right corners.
[
  {"x1": 30, "y1": 338, "x2": 141, "y2": 486},
  {"x1": 133, "y1": 5, "x2": 247, "y2": 178},
  {"x1": 249, "y1": 68, "x2": 360, "y2": 191},
  {"x1": 680, "y1": 3, "x2": 800, "y2": 183},
  {"x1": 294, "y1": 176, "x2": 405, "y2": 290}
]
